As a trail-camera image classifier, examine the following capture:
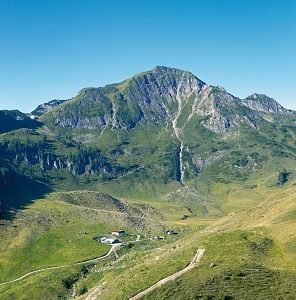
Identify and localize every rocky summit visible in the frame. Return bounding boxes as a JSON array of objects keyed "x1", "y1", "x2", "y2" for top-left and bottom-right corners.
[{"x1": 31, "y1": 99, "x2": 67, "y2": 117}]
